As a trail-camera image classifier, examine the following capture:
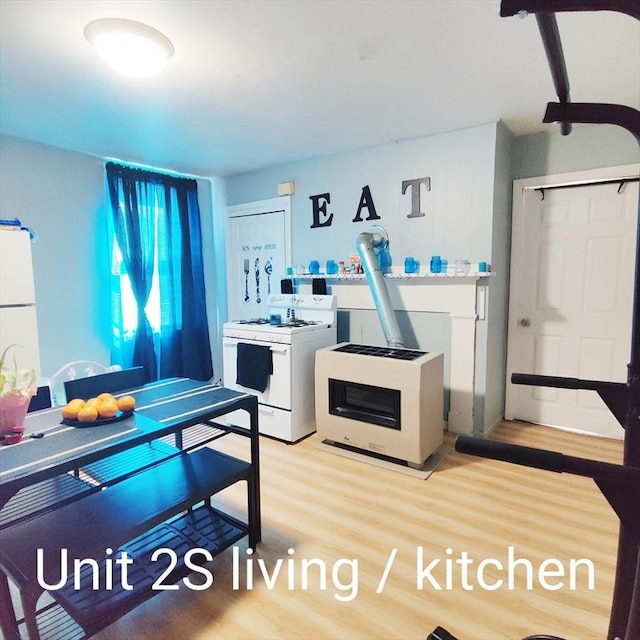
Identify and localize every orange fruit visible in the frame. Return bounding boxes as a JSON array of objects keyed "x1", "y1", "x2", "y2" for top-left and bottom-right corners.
[
  {"x1": 98, "y1": 398, "x2": 119, "y2": 419},
  {"x1": 77, "y1": 405, "x2": 98, "y2": 422},
  {"x1": 117, "y1": 395, "x2": 136, "y2": 412},
  {"x1": 85, "y1": 397, "x2": 100, "y2": 408},
  {"x1": 97, "y1": 392, "x2": 115, "y2": 403},
  {"x1": 62, "y1": 398, "x2": 85, "y2": 420}
]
